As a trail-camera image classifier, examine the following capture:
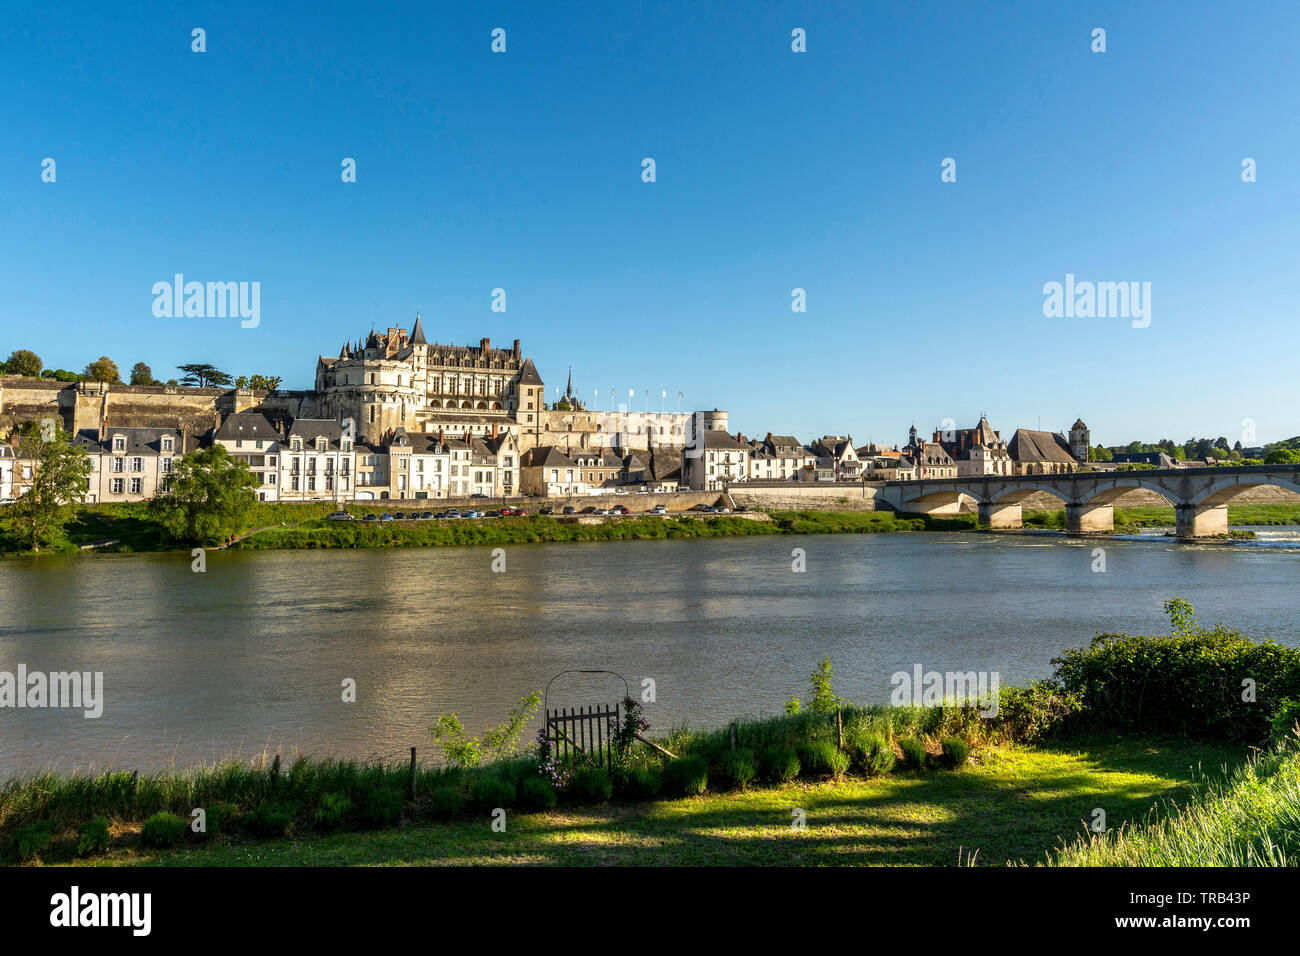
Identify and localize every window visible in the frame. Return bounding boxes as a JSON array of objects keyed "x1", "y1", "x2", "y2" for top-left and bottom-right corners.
[
  {"x1": 112, "y1": 437, "x2": 125, "y2": 451},
  {"x1": 112, "y1": 458, "x2": 124, "y2": 473},
  {"x1": 131, "y1": 458, "x2": 143, "y2": 472},
  {"x1": 111, "y1": 478, "x2": 124, "y2": 494},
  {"x1": 162, "y1": 437, "x2": 173, "y2": 451},
  {"x1": 129, "y1": 478, "x2": 142, "y2": 495},
  {"x1": 161, "y1": 458, "x2": 172, "y2": 472}
]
